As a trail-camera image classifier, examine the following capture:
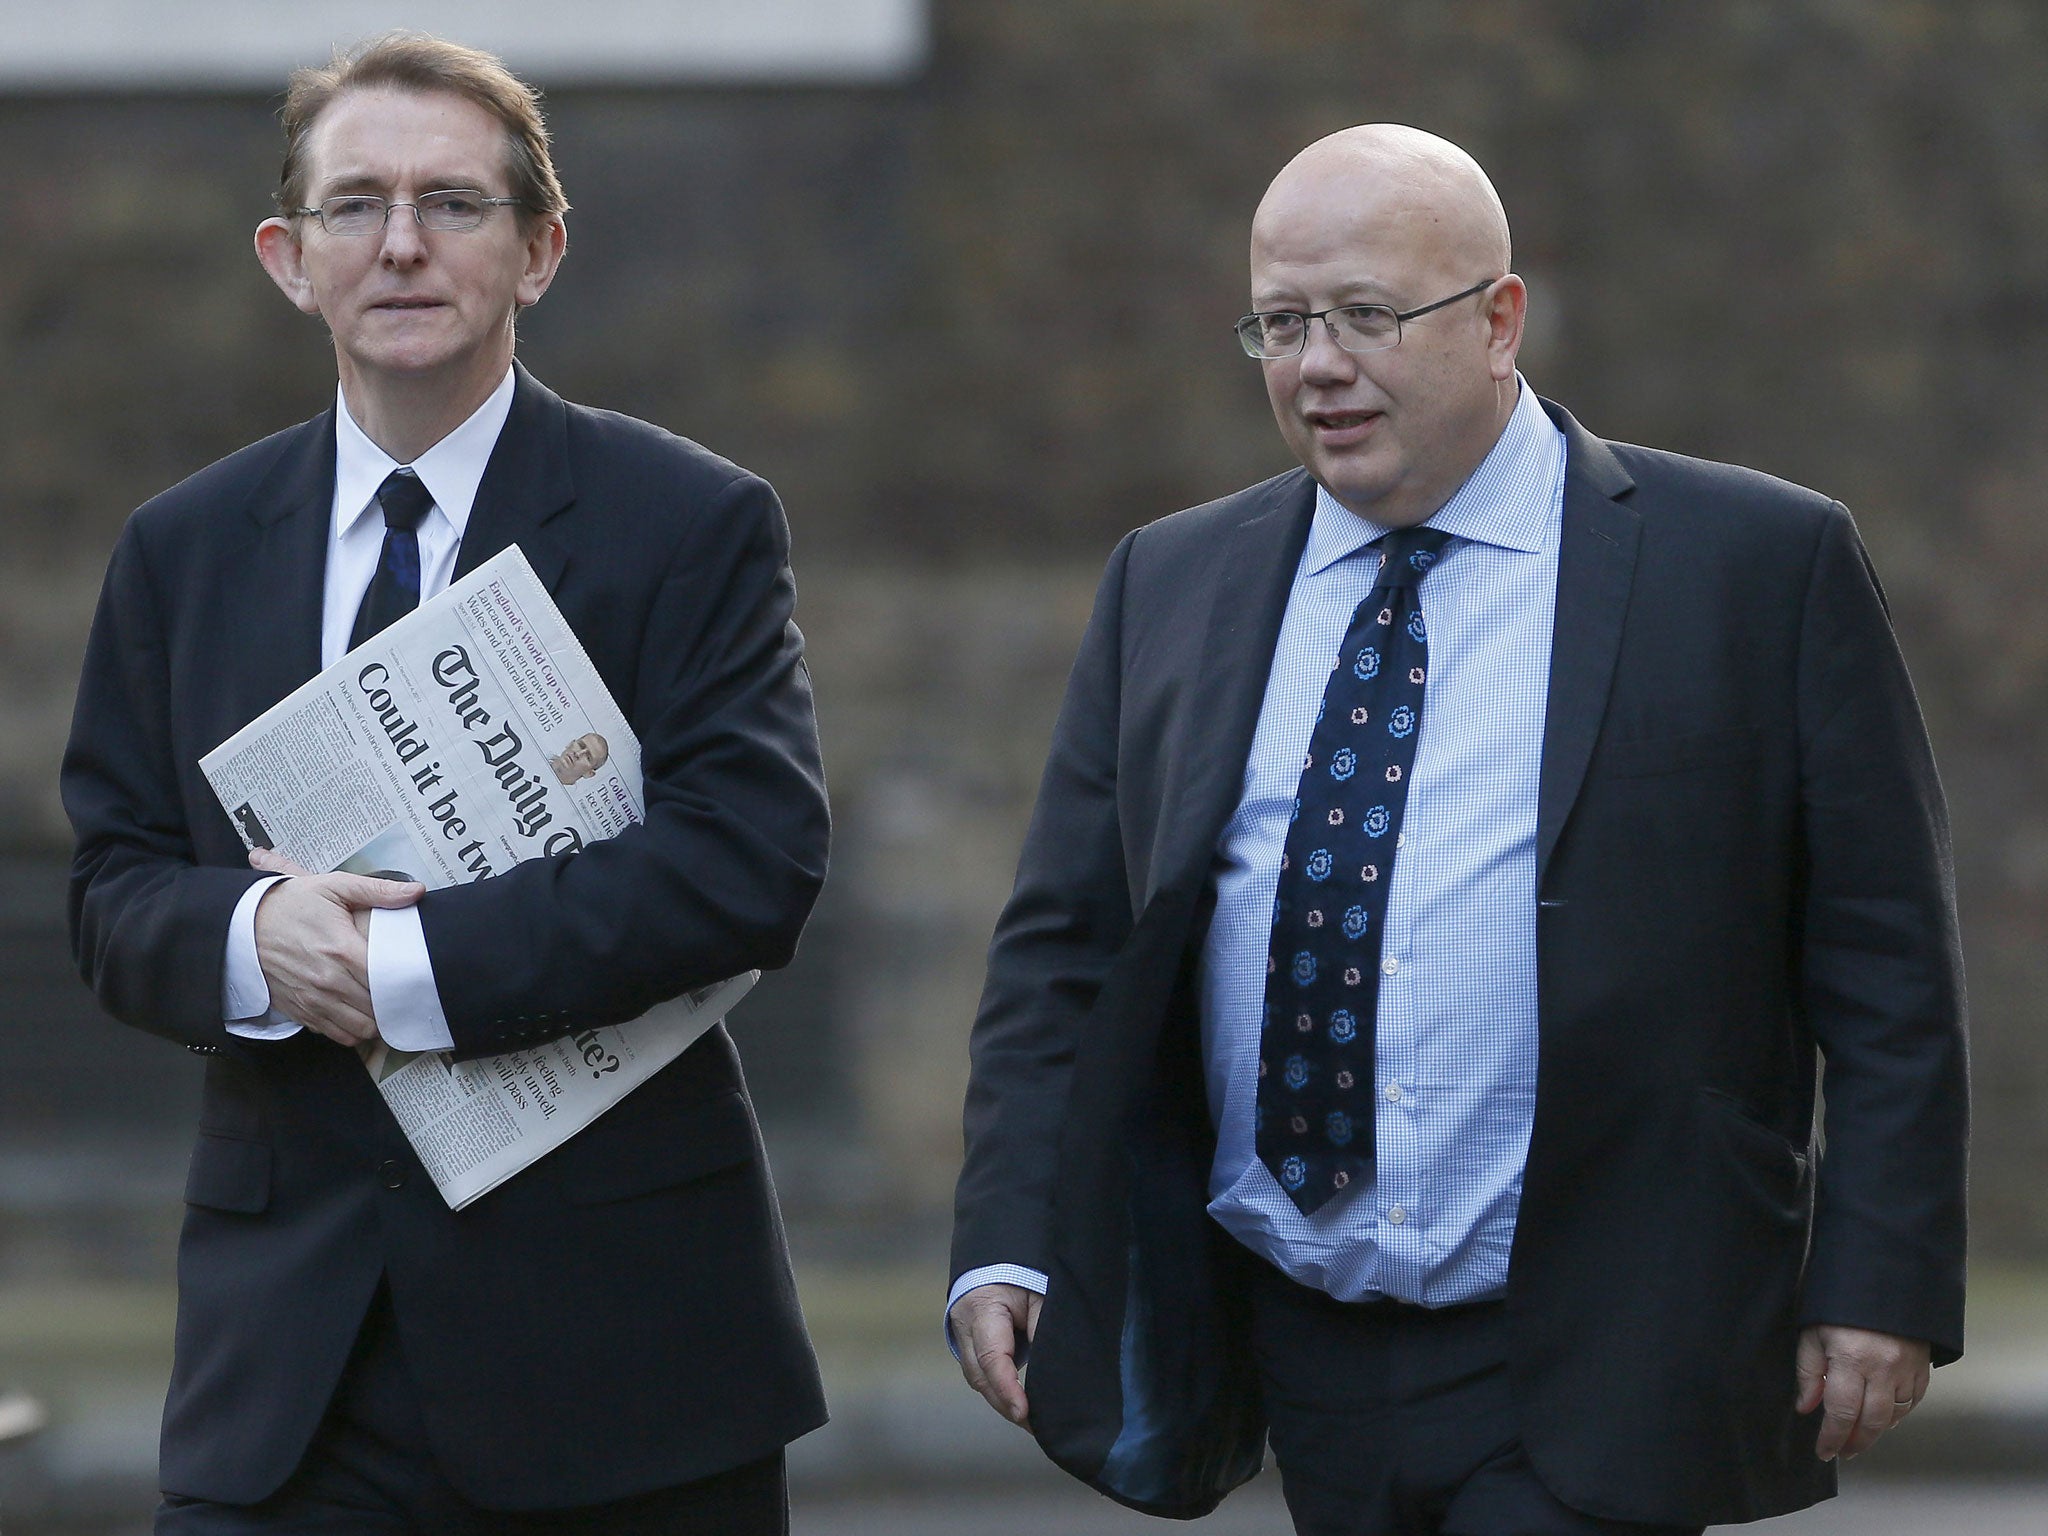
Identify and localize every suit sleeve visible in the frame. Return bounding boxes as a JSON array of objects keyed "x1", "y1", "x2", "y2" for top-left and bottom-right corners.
[
  {"x1": 950, "y1": 532, "x2": 1138, "y2": 1284},
  {"x1": 418, "y1": 471, "x2": 830, "y2": 1057},
  {"x1": 1792, "y1": 501, "x2": 1969, "y2": 1362},
  {"x1": 64, "y1": 522, "x2": 267, "y2": 1048}
]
